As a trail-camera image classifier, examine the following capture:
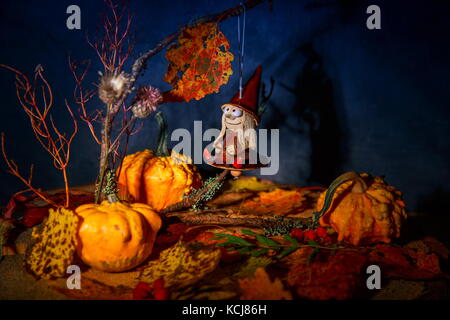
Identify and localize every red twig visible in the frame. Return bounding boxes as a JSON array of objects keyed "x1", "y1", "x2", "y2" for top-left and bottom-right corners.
[
  {"x1": 1, "y1": 134, "x2": 58, "y2": 208},
  {"x1": 87, "y1": 0, "x2": 133, "y2": 75},
  {"x1": 0, "y1": 64, "x2": 78, "y2": 207},
  {"x1": 69, "y1": 57, "x2": 101, "y2": 145}
]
